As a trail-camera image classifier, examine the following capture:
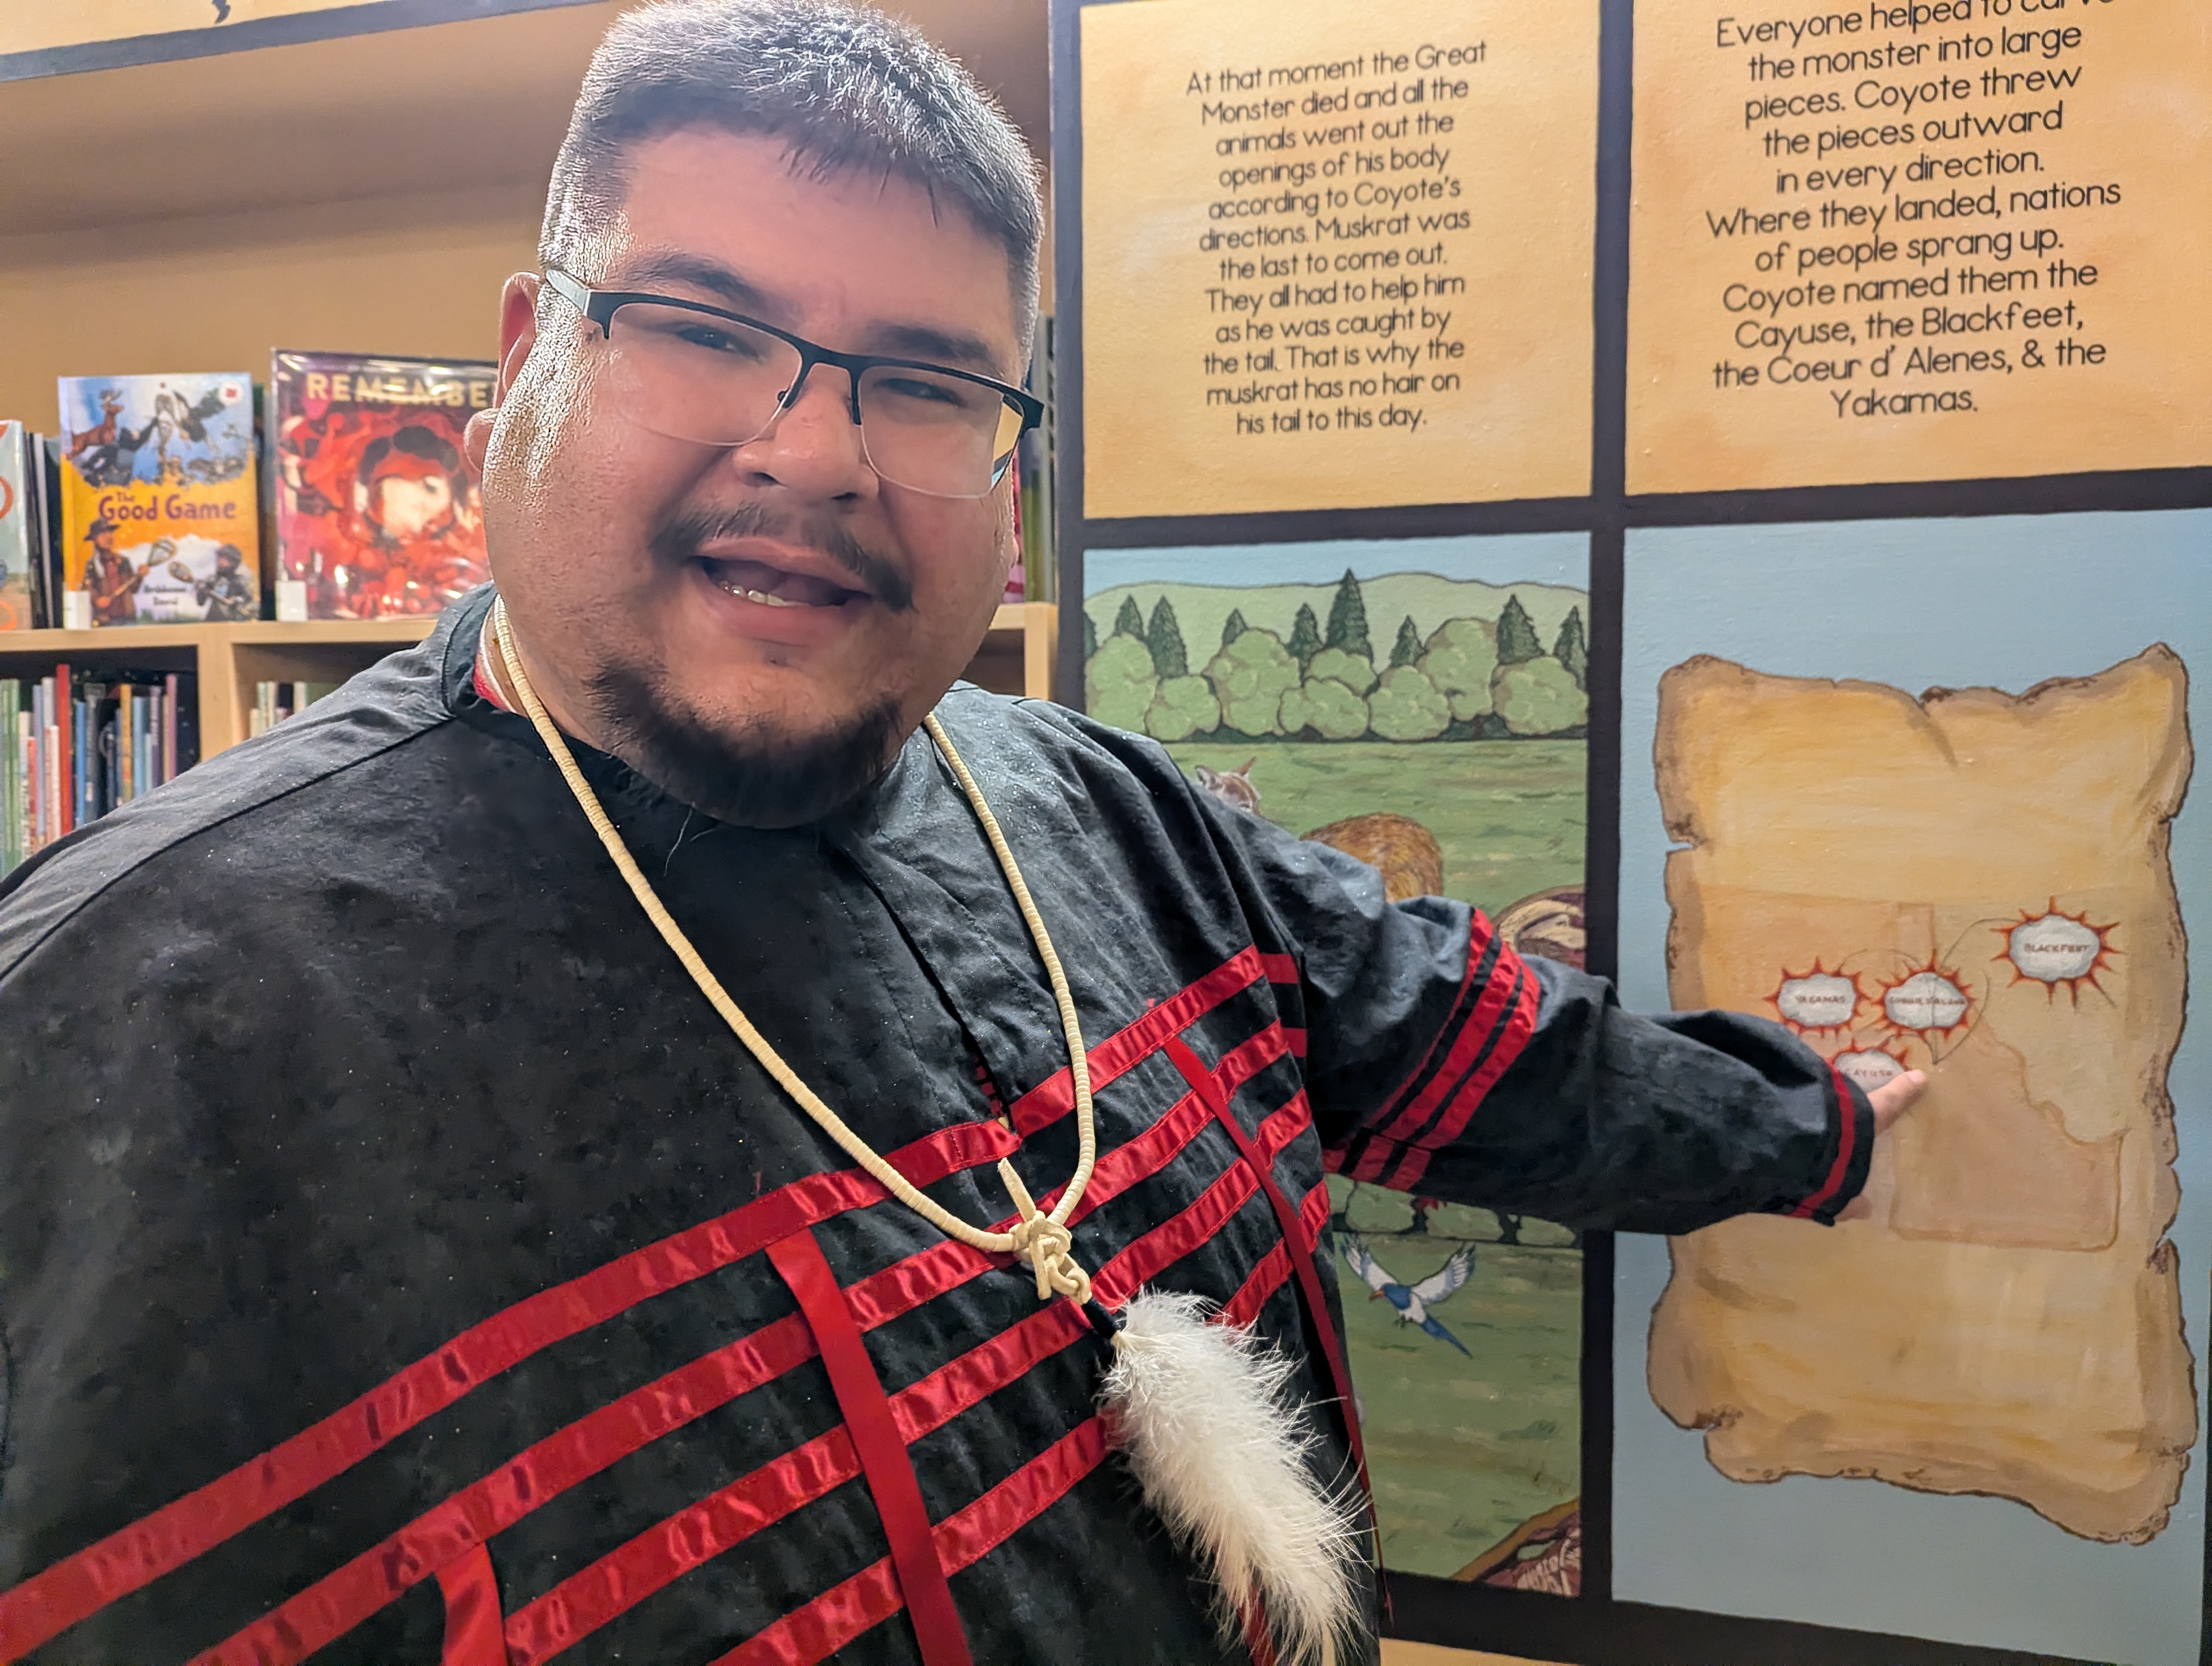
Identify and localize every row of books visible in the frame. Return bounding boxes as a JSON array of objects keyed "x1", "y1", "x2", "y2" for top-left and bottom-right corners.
[
  {"x1": 0, "y1": 351, "x2": 496, "y2": 631},
  {"x1": 2, "y1": 668, "x2": 197, "y2": 874},
  {"x1": 1, "y1": 335, "x2": 1063, "y2": 631},
  {"x1": 249, "y1": 679, "x2": 341, "y2": 738}
]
